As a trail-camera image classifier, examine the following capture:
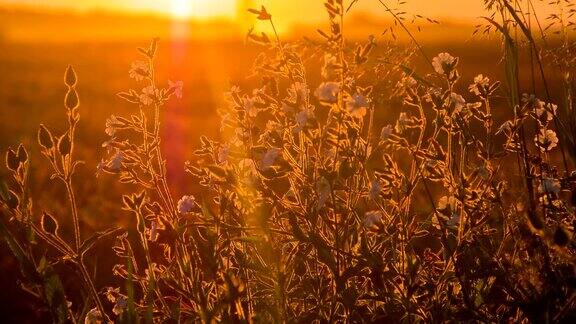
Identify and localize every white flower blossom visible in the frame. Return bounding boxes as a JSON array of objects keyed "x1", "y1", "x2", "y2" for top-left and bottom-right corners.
[
  {"x1": 243, "y1": 97, "x2": 259, "y2": 117},
  {"x1": 469, "y1": 74, "x2": 490, "y2": 96},
  {"x1": 288, "y1": 82, "x2": 309, "y2": 105},
  {"x1": 129, "y1": 60, "x2": 149, "y2": 81},
  {"x1": 105, "y1": 115, "x2": 121, "y2": 137},
  {"x1": 315, "y1": 82, "x2": 340, "y2": 103},
  {"x1": 536, "y1": 102, "x2": 557, "y2": 123},
  {"x1": 218, "y1": 145, "x2": 230, "y2": 164},
  {"x1": 109, "y1": 151, "x2": 124, "y2": 171},
  {"x1": 168, "y1": 80, "x2": 184, "y2": 99},
  {"x1": 261, "y1": 148, "x2": 280, "y2": 169},
  {"x1": 438, "y1": 196, "x2": 460, "y2": 228},
  {"x1": 369, "y1": 180, "x2": 381, "y2": 200},
  {"x1": 85, "y1": 308, "x2": 104, "y2": 324},
  {"x1": 363, "y1": 211, "x2": 383, "y2": 229},
  {"x1": 346, "y1": 93, "x2": 369, "y2": 118},
  {"x1": 140, "y1": 85, "x2": 158, "y2": 106},
  {"x1": 113, "y1": 296, "x2": 127, "y2": 316},
  {"x1": 539, "y1": 177, "x2": 561, "y2": 195},
  {"x1": 294, "y1": 110, "x2": 310, "y2": 133},
  {"x1": 380, "y1": 125, "x2": 393, "y2": 141},
  {"x1": 177, "y1": 195, "x2": 196, "y2": 214},
  {"x1": 535, "y1": 129, "x2": 559, "y2": 152},
  {"x1": 321, "y1": 54, "x2": 339, "y2": 80},
  {"x1": 432, "y1": 52, "x2": 457, "y2": 75}
]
